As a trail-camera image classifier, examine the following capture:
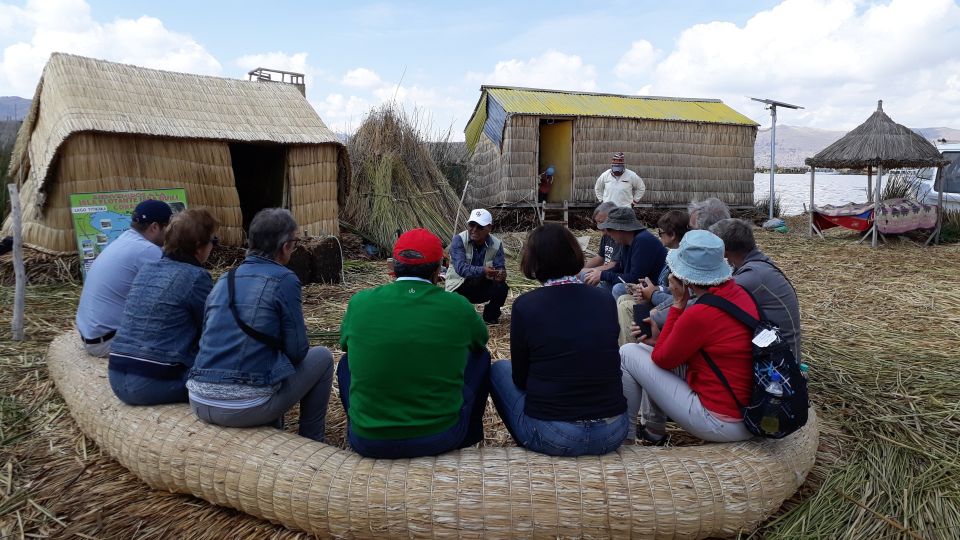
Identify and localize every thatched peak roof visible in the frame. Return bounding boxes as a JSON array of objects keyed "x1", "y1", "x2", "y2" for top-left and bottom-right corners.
[
  {"x1": 9, "y1": 53, "x2": 341, "y2": 185},
  {"x1": 805, "y1": 100, "x2": 946, "y2": 168}
]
